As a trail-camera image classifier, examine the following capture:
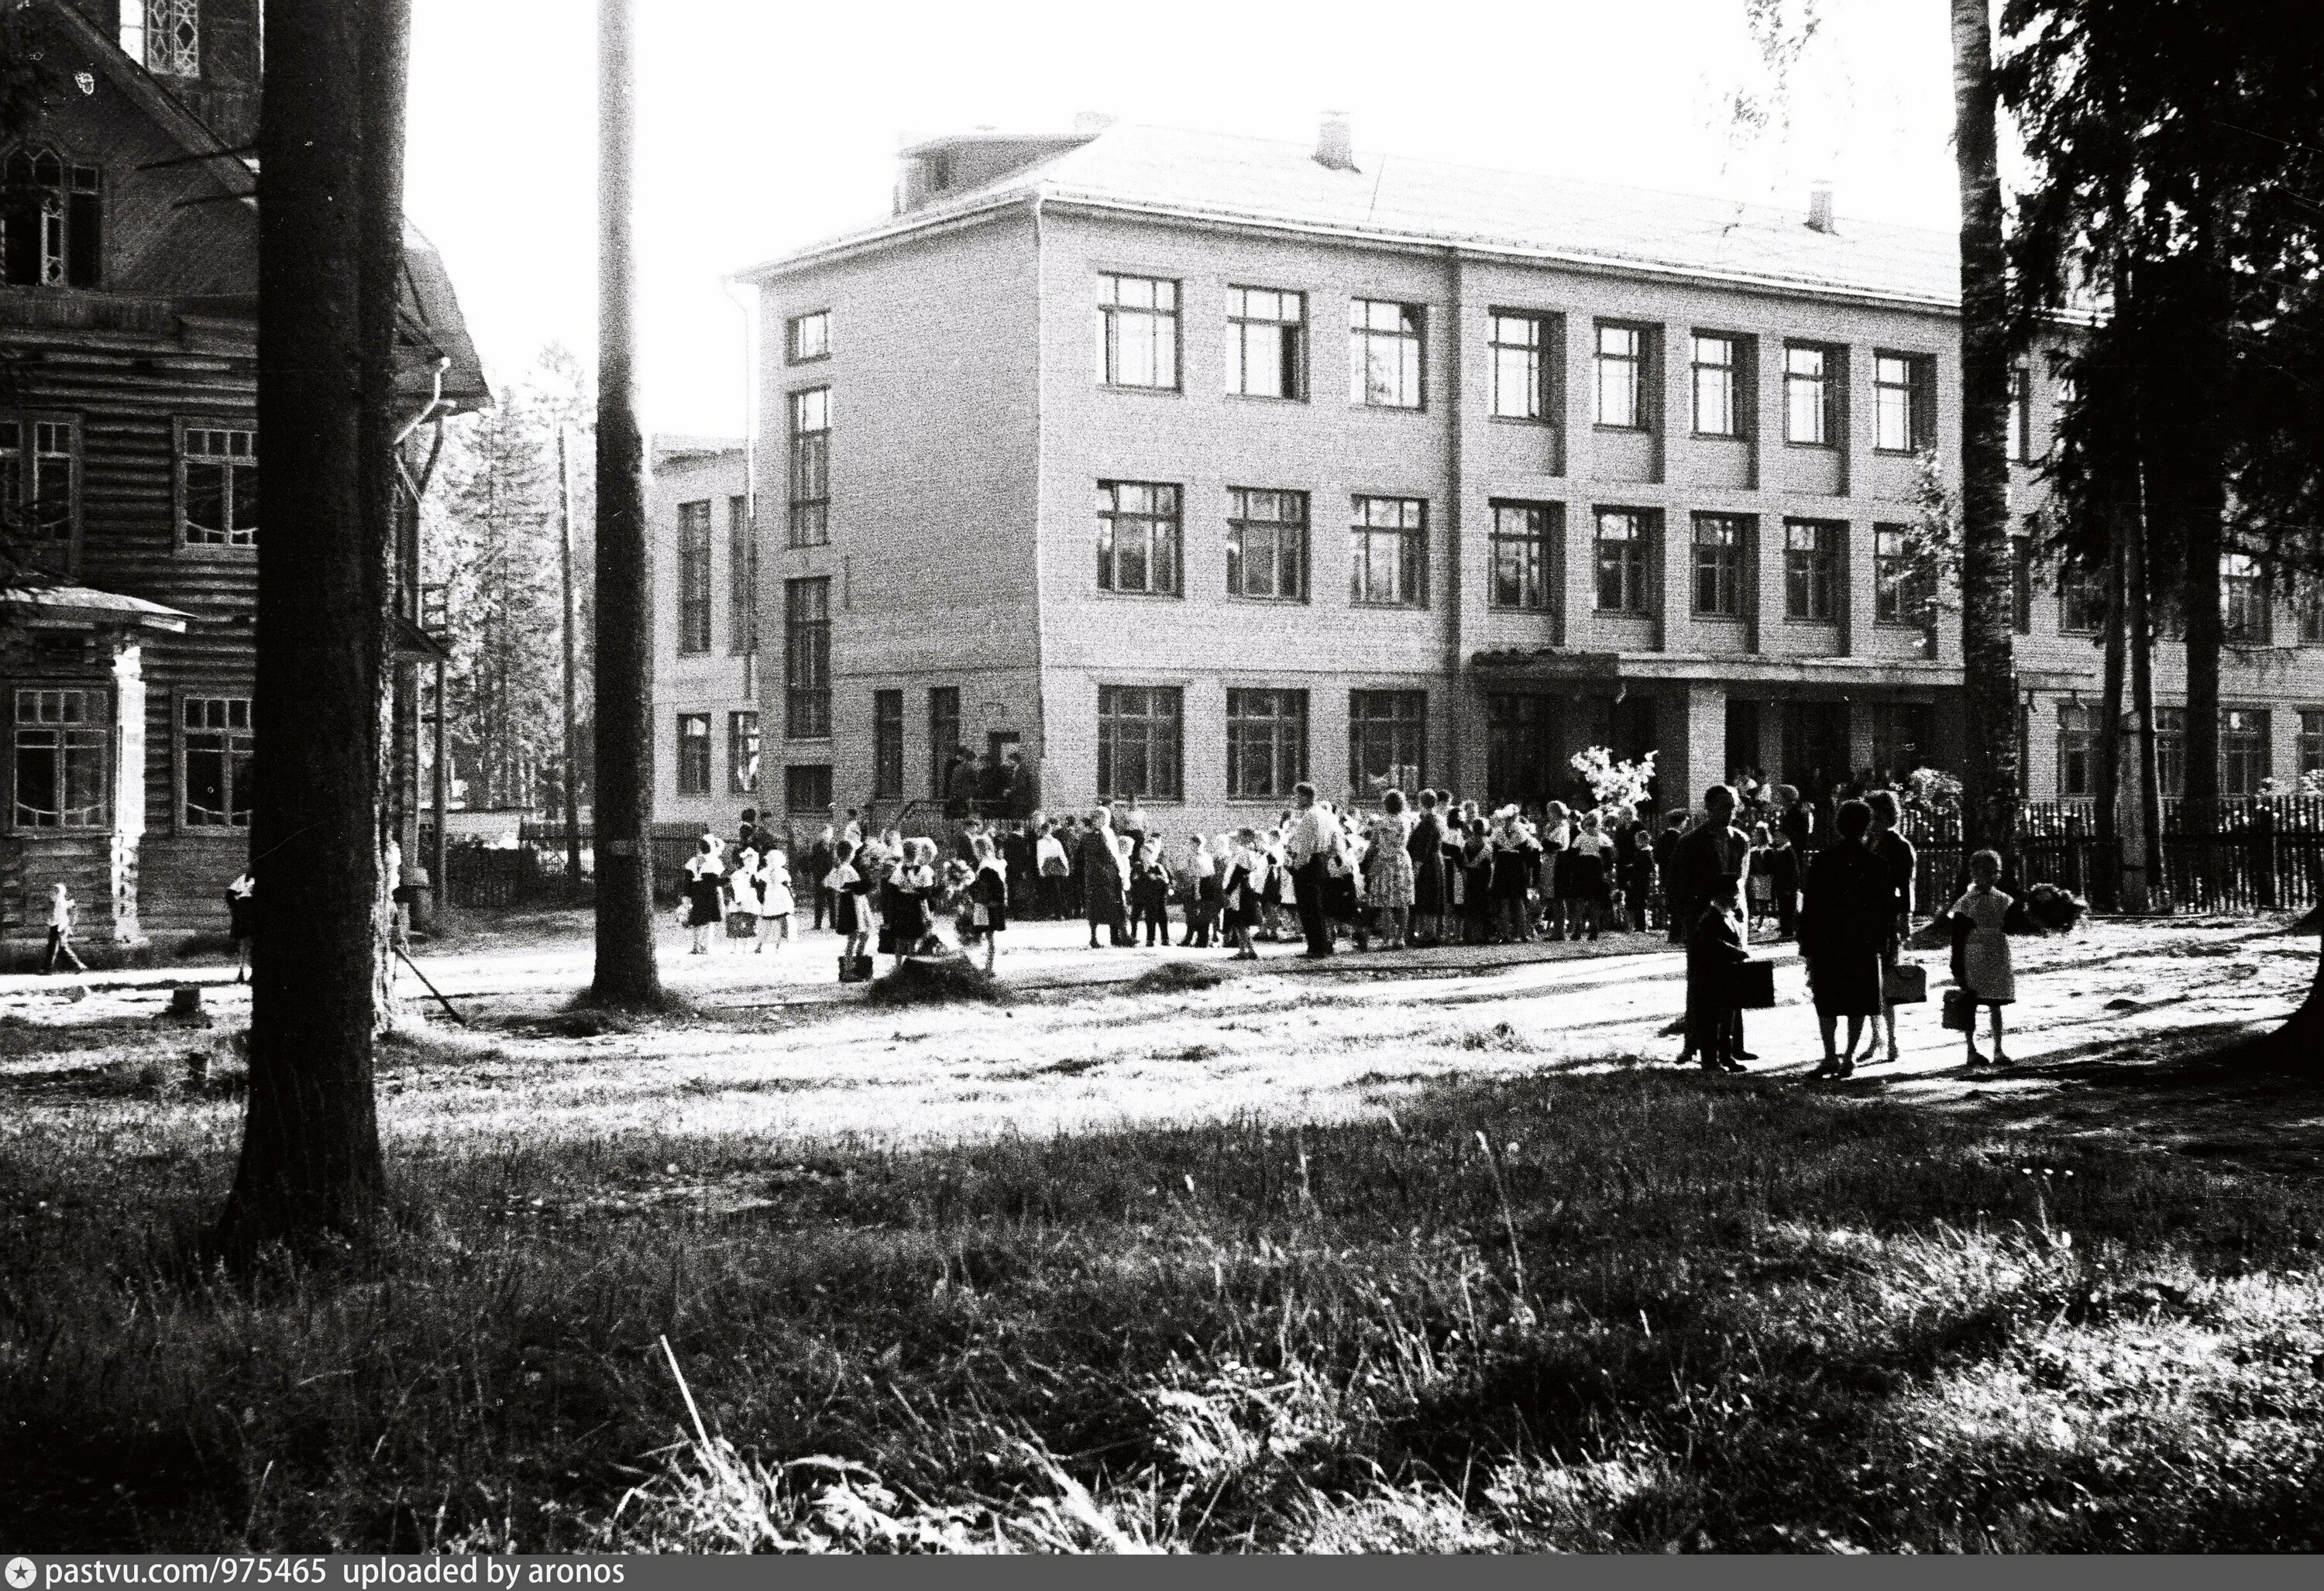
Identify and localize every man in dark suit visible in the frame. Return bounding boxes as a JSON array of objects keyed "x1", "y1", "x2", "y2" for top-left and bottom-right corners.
[{"x1": 1668, "y1": 785, "x2": 1755, "y2": 1062}]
